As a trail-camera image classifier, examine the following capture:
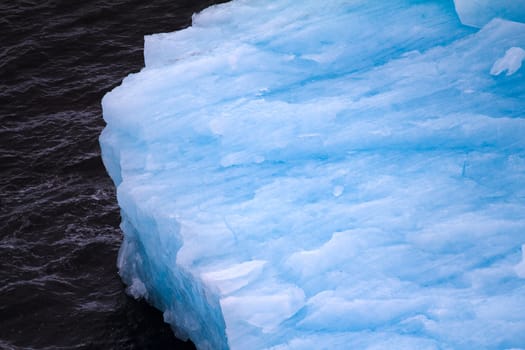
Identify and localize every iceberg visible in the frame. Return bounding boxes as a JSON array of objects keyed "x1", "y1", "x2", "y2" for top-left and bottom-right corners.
[{"x1": 100, "y1": 0, "x2": 525, "y2": 349}]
